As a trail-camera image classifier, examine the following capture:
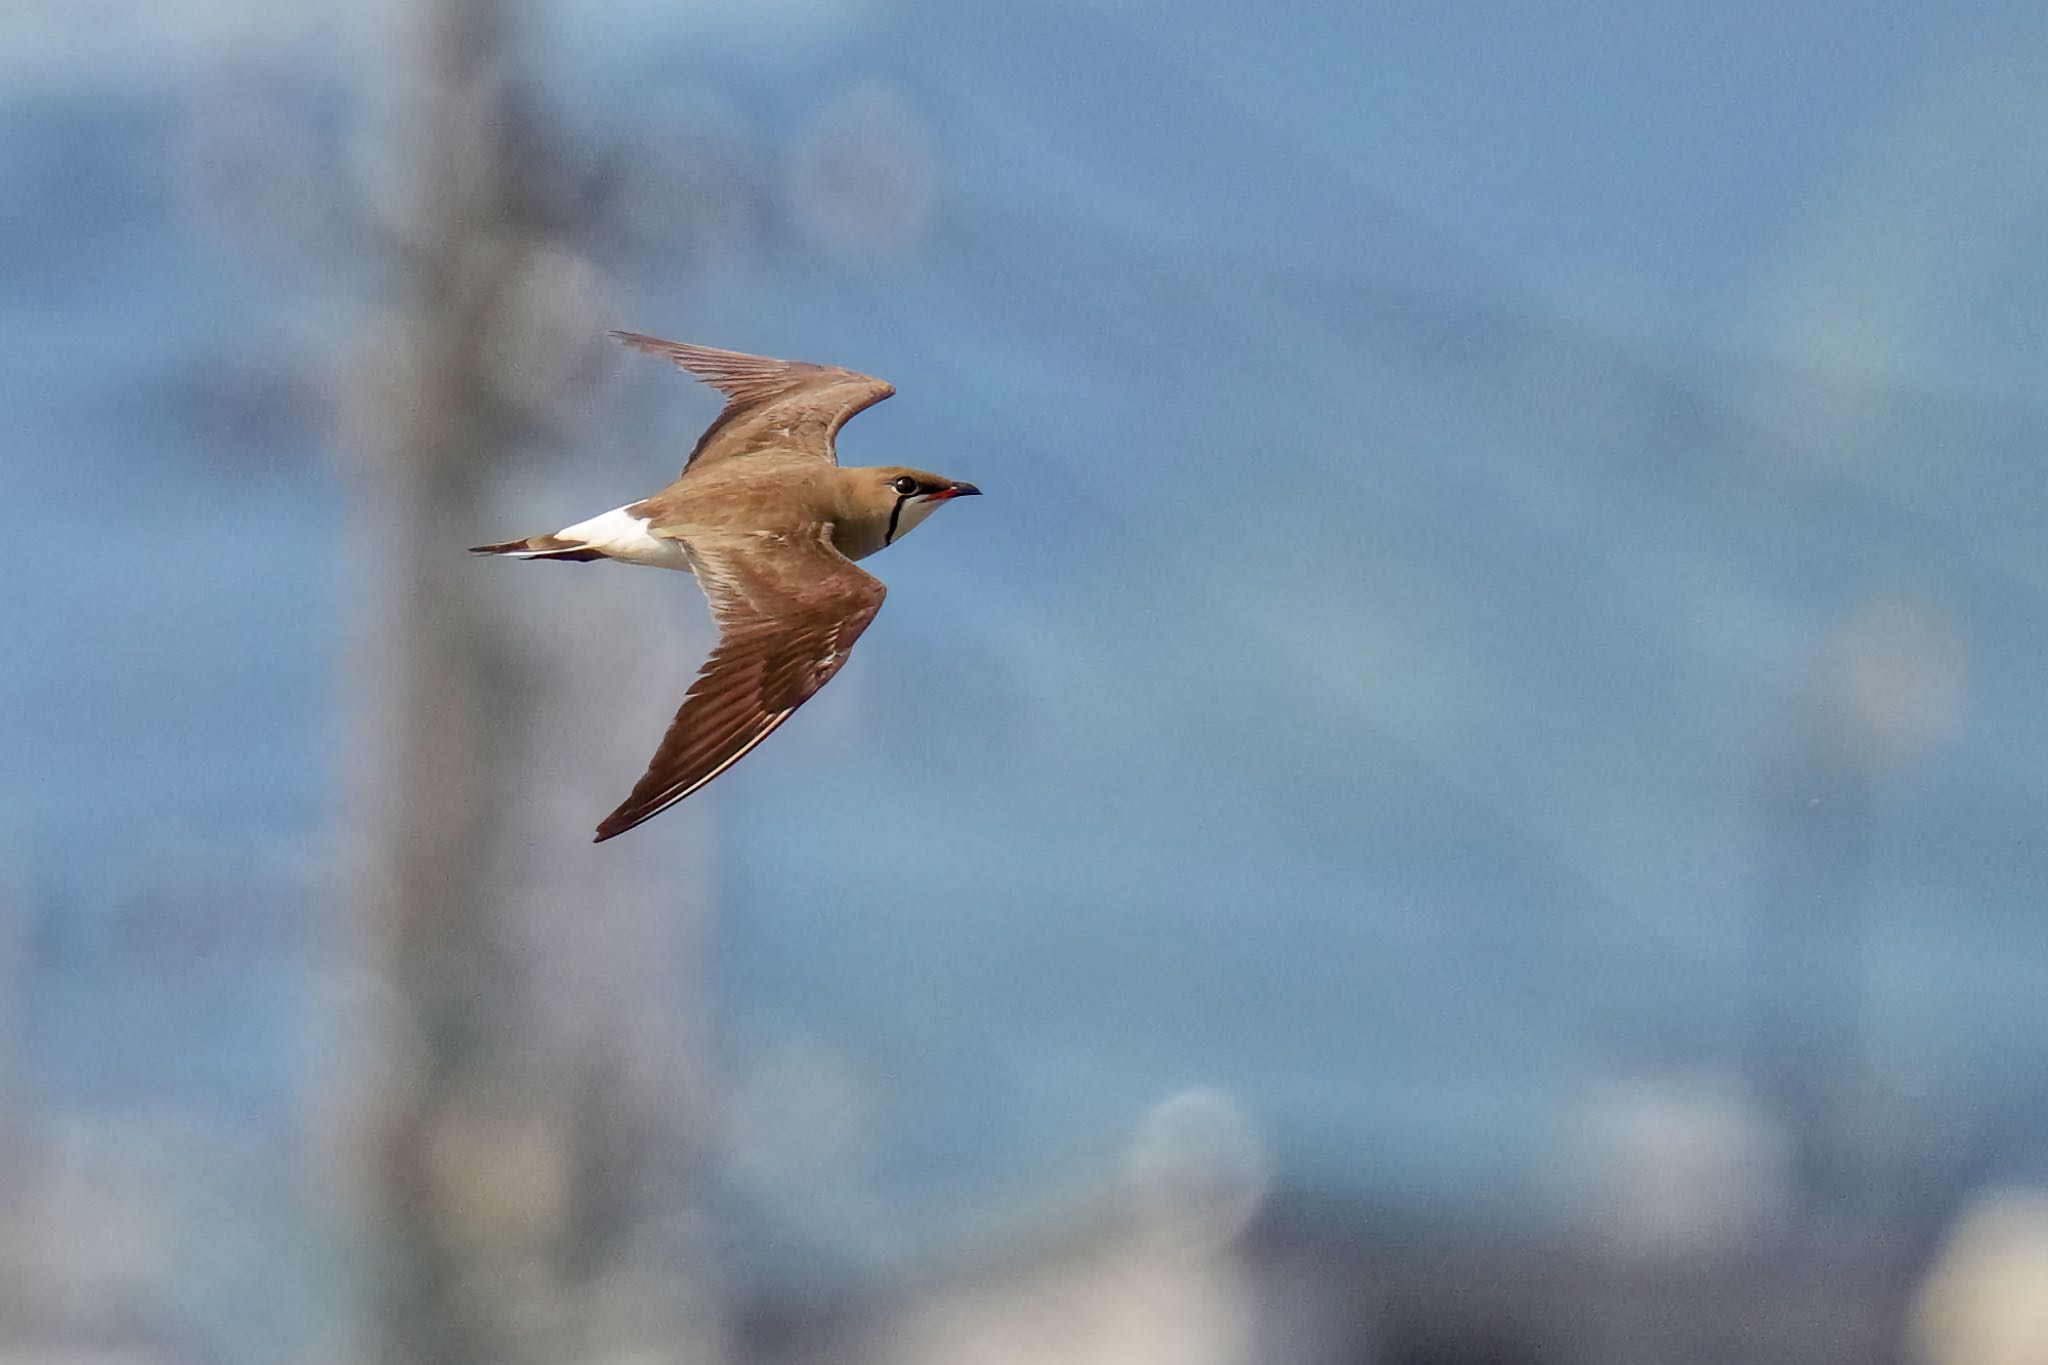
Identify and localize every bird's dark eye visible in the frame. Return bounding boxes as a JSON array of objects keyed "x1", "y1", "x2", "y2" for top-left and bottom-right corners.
[{"x1": 890, "y1": 475, "x2": 920, "y2": 496}]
